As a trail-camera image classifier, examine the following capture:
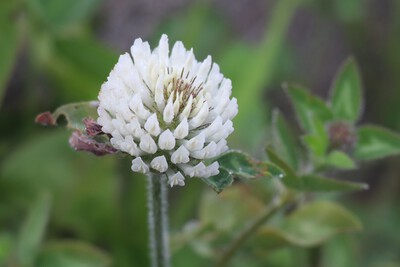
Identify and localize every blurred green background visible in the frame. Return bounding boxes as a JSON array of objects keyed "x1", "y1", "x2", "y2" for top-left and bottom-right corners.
[{"x1": 1, "y1": 0, "x2": 400, "y2": 266}]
